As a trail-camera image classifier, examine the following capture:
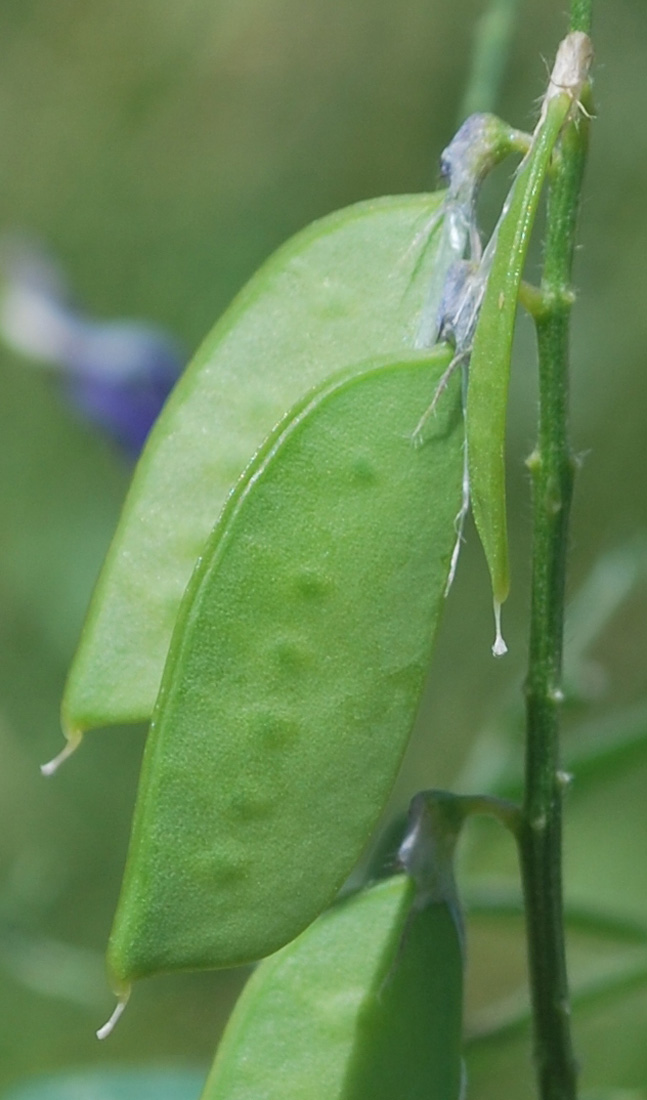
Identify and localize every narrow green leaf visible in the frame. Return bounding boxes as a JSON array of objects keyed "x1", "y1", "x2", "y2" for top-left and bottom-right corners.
[
  {"x1": 563, "y1": 704, "x2": 647, "y2": 787},
  {"x1": 61, "y1": 193, "x2": 451, "y2": 747},
  {"x1": 467, "y1": 32, "x2": 592, "y2": 648},
  {"x1": 467, "y1": 951, "x2": 647, "y2": 1046},
  {"x1": 581, "y1": 1091, "x2": 646, "y2": 1100},
  {"x1": 563, "y1": 539, "x2": 647, "y2": 697},
  {"x1": 107, "y1": 350, "x2": 464, "y2": 986},
  {"x1": 200, "y1": 876, "x2": 464, "y2": 1100},
  {"x1": 468, "y1": 94, "x2": 571, "y2": 612},
  {"x1": 486, "y1": 701, "x2": 647, "y2": 801},
  {"x1": 465, "y1": 886, "x2": 647, "y2": 945},
  {"x1": 0, "y1": 1068, "x2": 204, "y2": 1100}
]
